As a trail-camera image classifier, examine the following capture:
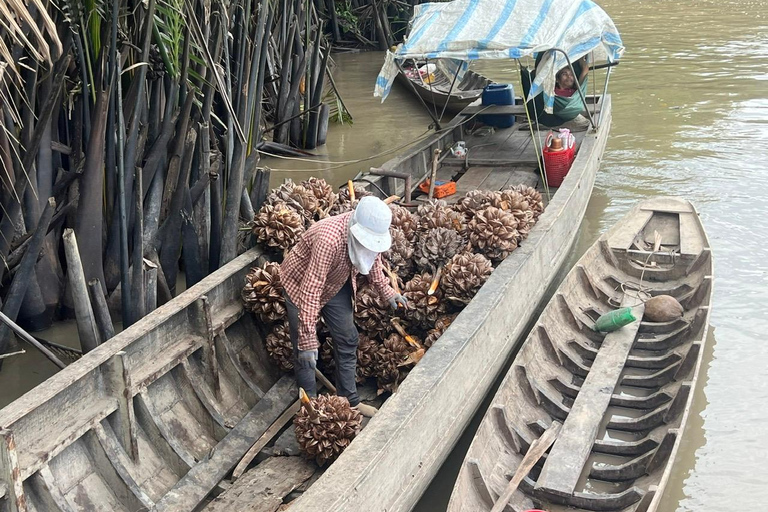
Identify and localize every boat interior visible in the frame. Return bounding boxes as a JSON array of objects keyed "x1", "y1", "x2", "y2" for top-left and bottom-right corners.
[{"x1": 449, "y1": 198, "x2": 713, "y2": 512}]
